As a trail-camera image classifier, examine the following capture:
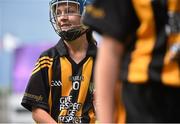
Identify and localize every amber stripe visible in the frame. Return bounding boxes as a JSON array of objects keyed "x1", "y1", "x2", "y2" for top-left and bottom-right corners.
[
  {"x1": 33, "y1": 60, "x2": 52, "y2": 72},
  {"x1": 128, "y1": 0, "x2": 156, "y2": 83},
  {"x1": 88, "y1": 108, "x2": 96, "y2": 123},
  {"x1": 76, "y1": 57, "x2": 94, "y2": 118},
  {"x1": 59, "y1": 57, "x2": 72, "y2": 116},
  {"x1": 48, "y1": 62, "x2": 53, "y2": 114},
  {"x1": 35, "y1": 56, "x2": 53, "y2": 66},
  {"x1": 168, "y1": 0, "x2": 180, "y2": 12}
]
